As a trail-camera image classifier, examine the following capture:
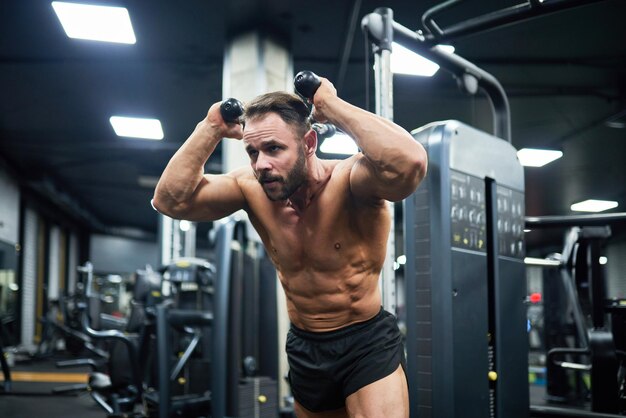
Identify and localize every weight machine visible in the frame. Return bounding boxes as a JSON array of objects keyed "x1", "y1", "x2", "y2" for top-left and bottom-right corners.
[
  {"x1": 525, "y1": 213, "x2": 626, "y2": 416},
  {"x1": 361, "y1": 2, "x2": 609, "y2": 416},
  {"x1": 147, "y1": 218, "x2": 280, "y2": 418},
  {"x1": 361, "y1": 6, "x2": 530, "y2": 418}
]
